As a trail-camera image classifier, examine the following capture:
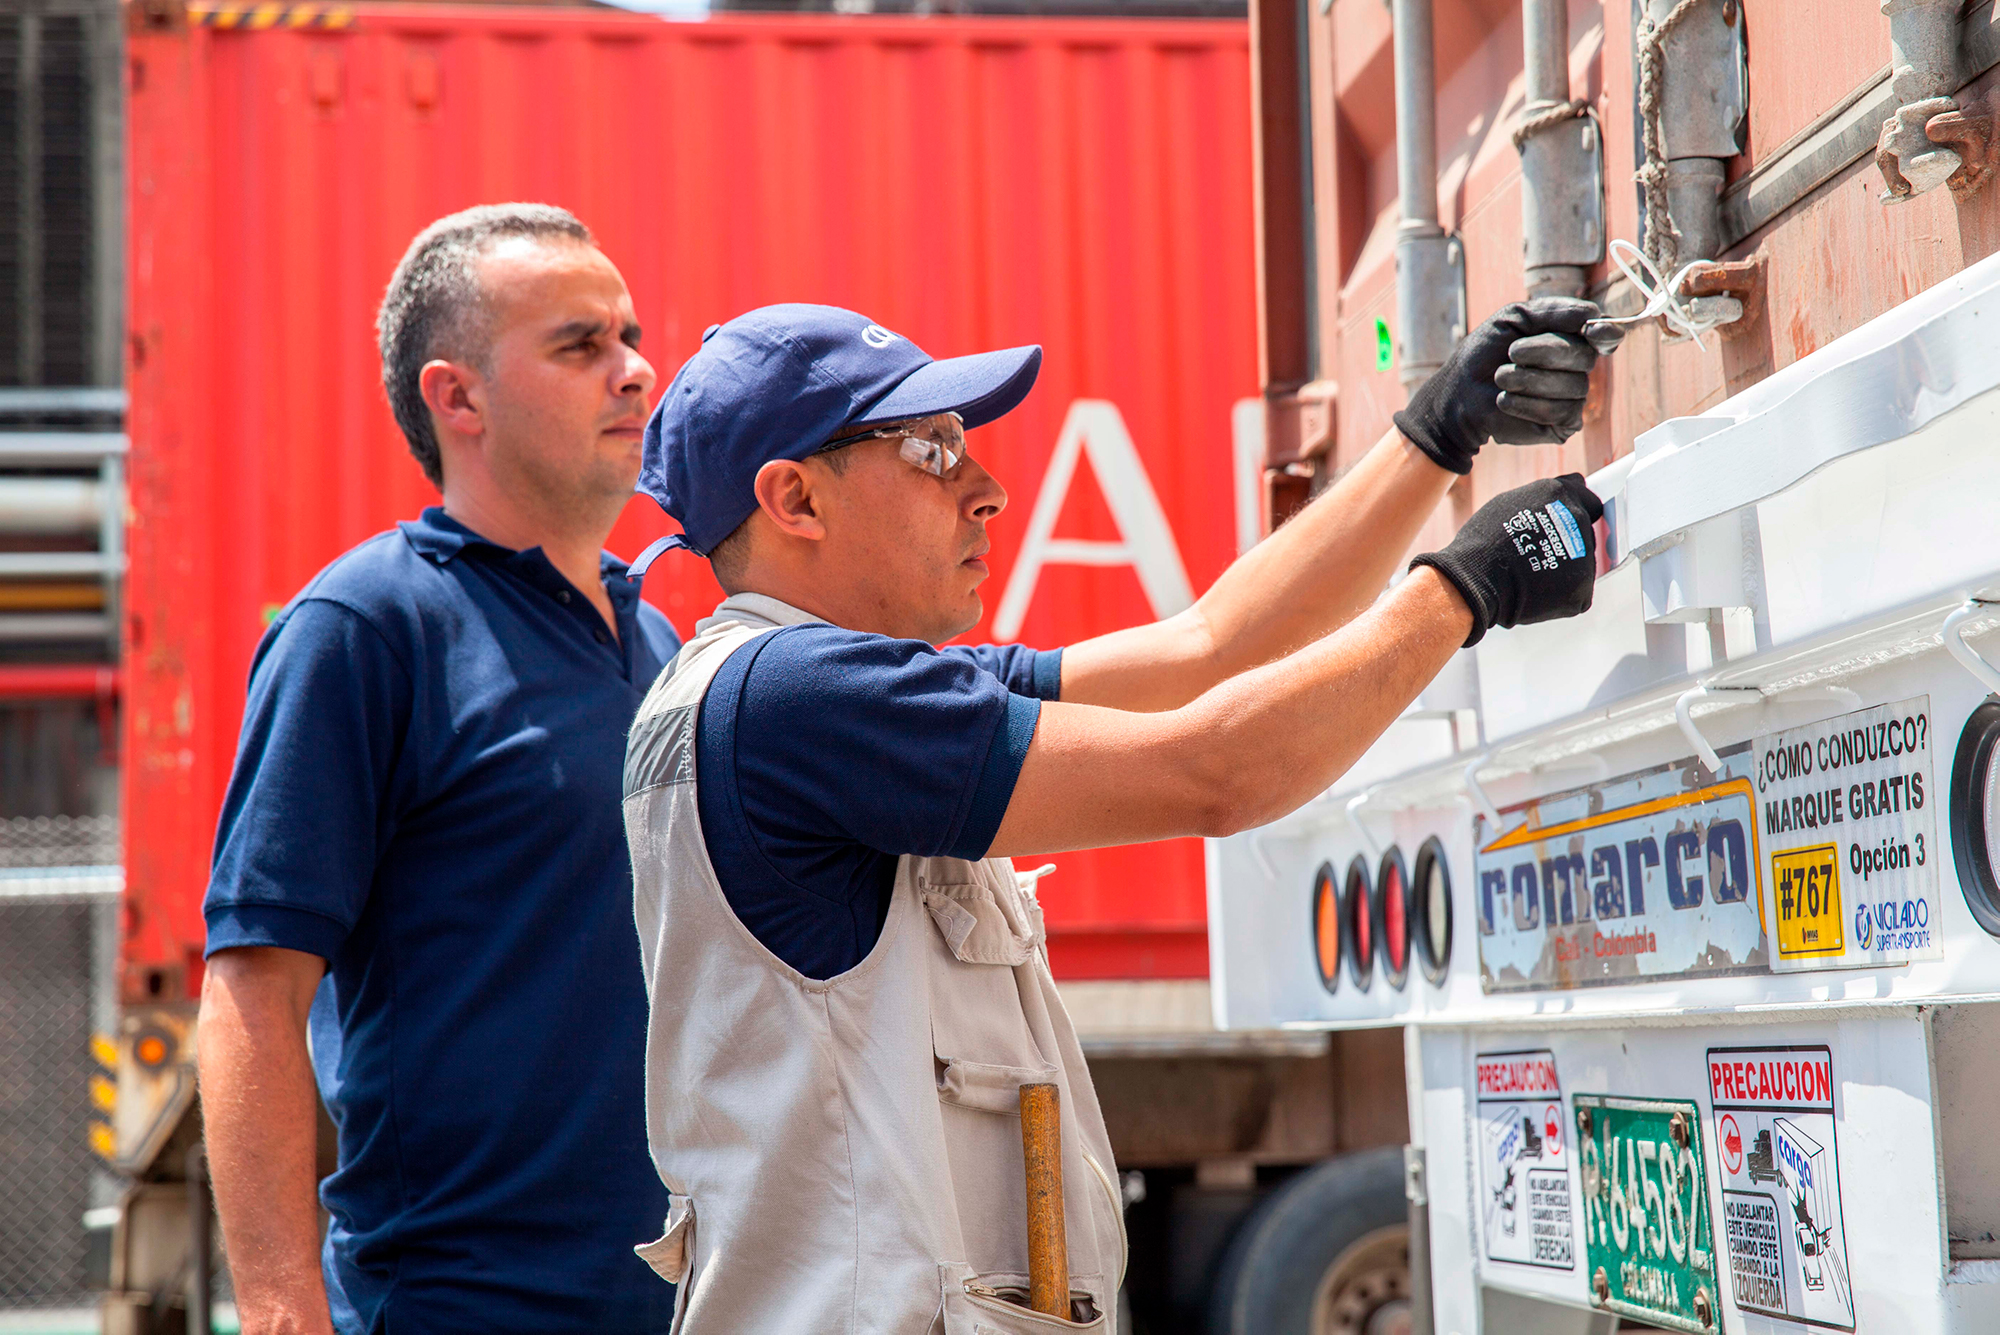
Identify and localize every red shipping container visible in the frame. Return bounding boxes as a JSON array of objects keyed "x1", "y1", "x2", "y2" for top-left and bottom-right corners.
[{"x1": 123, "y1": 2, "x2": 1256, "y2": 998}]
